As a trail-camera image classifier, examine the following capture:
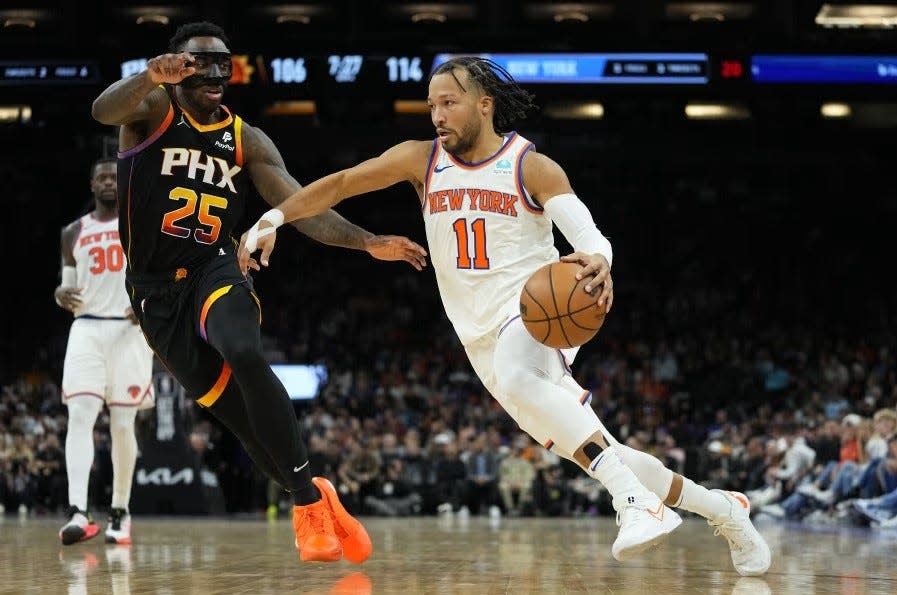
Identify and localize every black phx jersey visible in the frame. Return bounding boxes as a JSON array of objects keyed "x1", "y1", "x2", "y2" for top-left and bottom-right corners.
[{"x1": 117, "y1": 87, "x2": 250, "y2": 275}]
